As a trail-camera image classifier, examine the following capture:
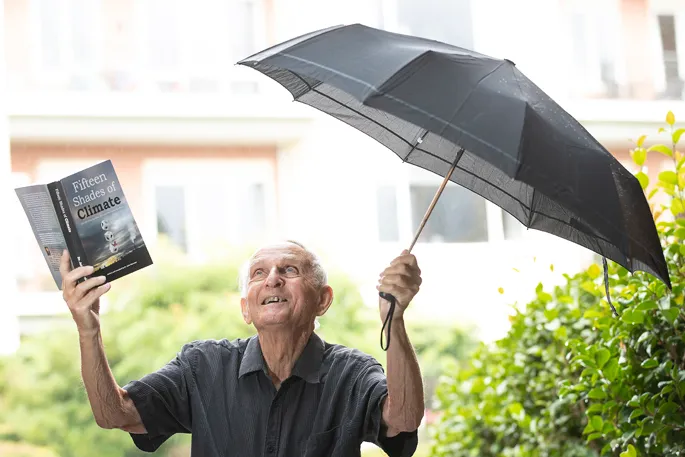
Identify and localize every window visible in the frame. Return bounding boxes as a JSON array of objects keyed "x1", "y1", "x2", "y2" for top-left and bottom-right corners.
[
  {"x1": 155, "y1": 186, "x2": 187, "y2": 252},
  {"x1": 376, "y1": 182, "x2": 528, "y2": 244},
  {"x1": 139, "y1": 0, "x2": 262, "y2": 93},
  {"x1": 376, "y1": 185, "x2": 400, "y2": 242},
  {"x1": 657, "y1": 15, "x2": 683, "y2": 98},
  {"x1": 33, "y1": 0, "x2": 102, "y2": 89},
  {"x1": 239, "y1": 183, "x2": 268, "y2": 241},
  {"x1": 409, "y1": 185, "x2": 488, "y2": 243},
  {"x1": 567, "y1": 1, "x2": 621, "y2": 98},
  {"x1": 143, "y1": 158, "x2": 276, "y2": 256}
]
